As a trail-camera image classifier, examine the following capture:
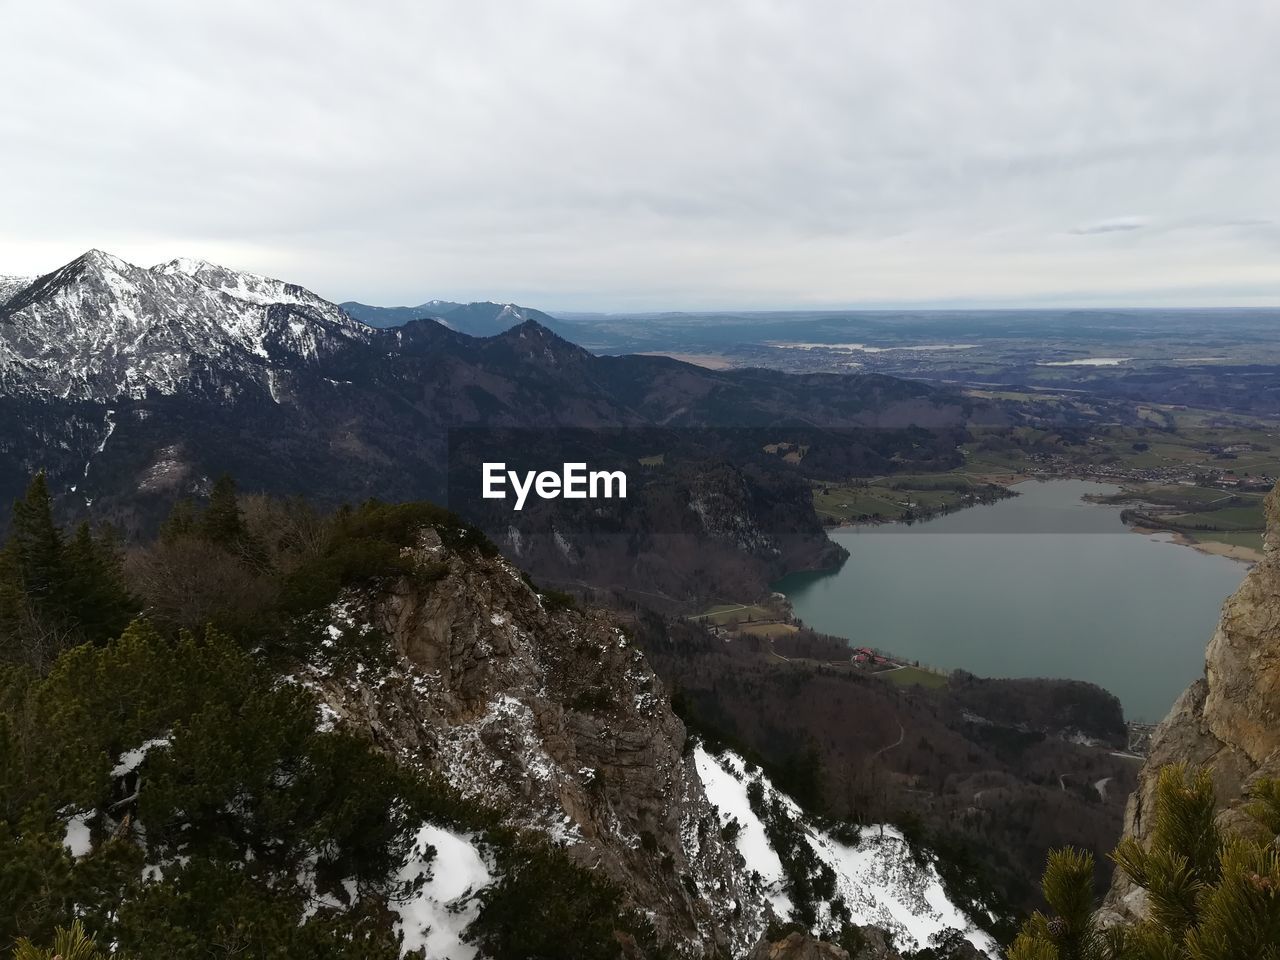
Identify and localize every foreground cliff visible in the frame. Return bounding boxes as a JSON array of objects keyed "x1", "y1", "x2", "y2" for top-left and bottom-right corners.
[
  {"x1": 297, "y1": 522, "x2": 997, "y2": 957},
  {"x1": 1102, "y1": 483, "x2": 1280, "y2": 923},
  {"x1": 2, "y1": 479, "x2": 999, "y2": 958},
  {"x1": 296, "y1": 525, "x2": 767, "y2": 955}
]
